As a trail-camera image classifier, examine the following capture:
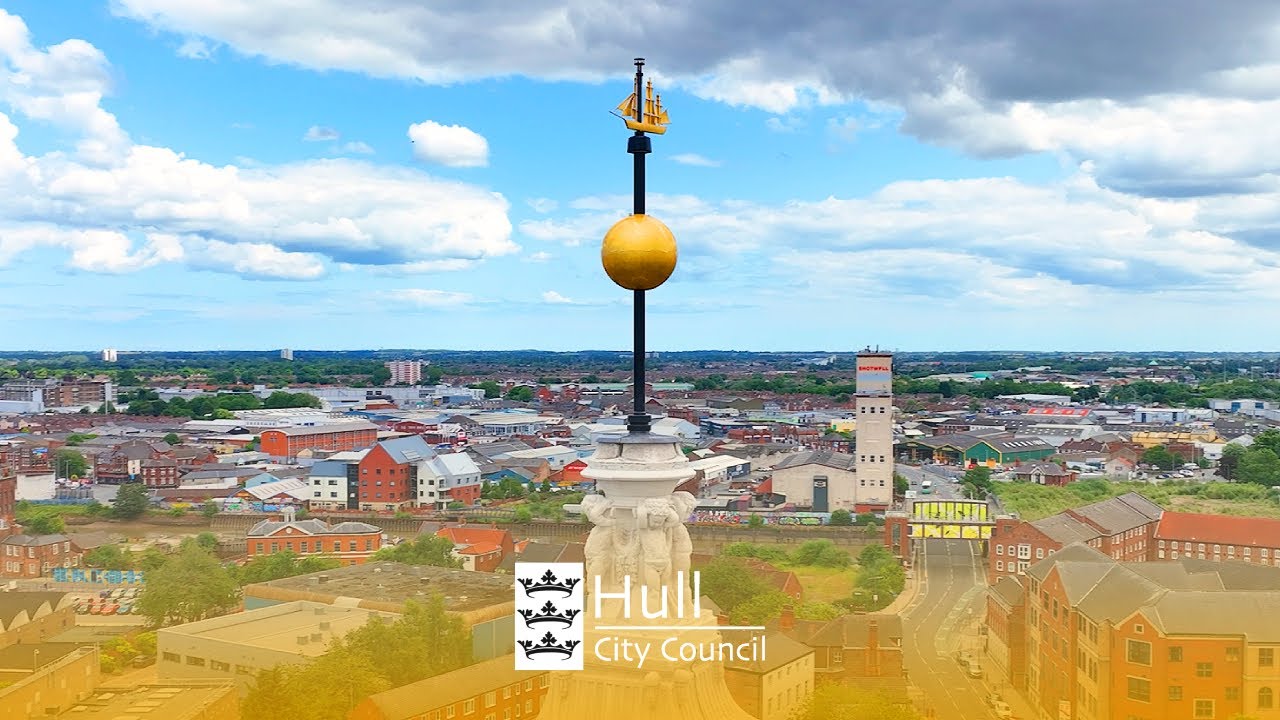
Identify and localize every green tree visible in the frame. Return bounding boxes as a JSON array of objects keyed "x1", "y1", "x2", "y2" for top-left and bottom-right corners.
[
  {"x1": 828, "y1": 509, "x2": 854, "y2": 526},
  {"x1": 54, "y1": 448, "x2": 88, "y2": 477},
  {"x1": 370, "y1": 535, "x2": 462, "y2": 568},
  {"x1": 1219, "y1": 443, "x2": 1247, "y2": 481},
  {"x1": 134, "y1": 631, "x2": 157, "y2": 657},
  {"x1": 791, "y1": 540, "x2": 850, "y2": 568},
  {"x1": 1237, "y1": 448, "x2": 1280, "y2": 487},
  {"x1": 513, "y1": 506, "x2": 533, "y2": 523},
  {"x1": 505, "y1": 386, "x2": 534, "y2": 402},
  {"x1": 469, "y1": 380, "x2": 502, "y2": 399},
  {"x1": 200, "y1": 500, "x2": 219, "y2": 519},
  {"x1": 19, "y1": 510, "x2": 65, "y2": 535},
  {"x1": 746, "y1": 513, "x2": 765, "y2": 530},
  {"x1": 163, "y1": 432, "x2": 181, "y2": 445},
  {"x1": 1254, "y1": 429, "x2": 1280, "y2": 456},
  {"x1": 893, "y1": 472, "x2": 909, "y2": 496},
  {"x1": 135, "y1": 544, "x2": 238, "y2": 626},
  {"x1": 729, "y1": 590, "x2": 789, "y2": 626},
  {"x1": 235, "y1": 551, "x2": 341, "y2": 586},
  {"x1": 795, "y1": 602, "x2": 842, "y2": 621},
  {"x1": 243, "y1": 645, "x2": 390, "y2": 720},
  {"x1": 962, "y1": 465, "x2": 993, "y2": 492},
  {"x1": 112, "y1": 483, "x2": 151, "y2": 519},
  {"x1": 1142, "y1": 445, "x2": 1178, "y2": 471},
  {"x1": 370, "y1": 365, "x2": 392, "y2": 385},
  {"x1": 65, "y1": 433, "x2": 98, "y2": 446},
  {"x1": 85, "y1": 544, "x2": 133, "y2": 570},
  {"x1": 699, "y1": 557, "x2": 772, "y2": 613},
  {"x1": 193, "y1": 532, "x2": 218, "y2": 551}
]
